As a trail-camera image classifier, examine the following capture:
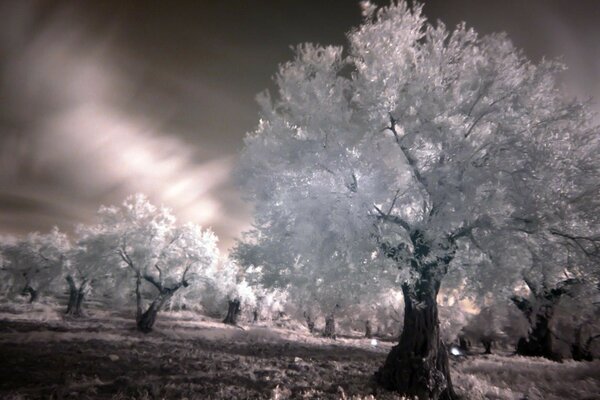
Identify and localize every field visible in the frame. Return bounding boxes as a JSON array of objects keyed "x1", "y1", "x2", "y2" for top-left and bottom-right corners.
[{"x1": 0, "y1": 304, "x2": 599, "y2": 400}]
